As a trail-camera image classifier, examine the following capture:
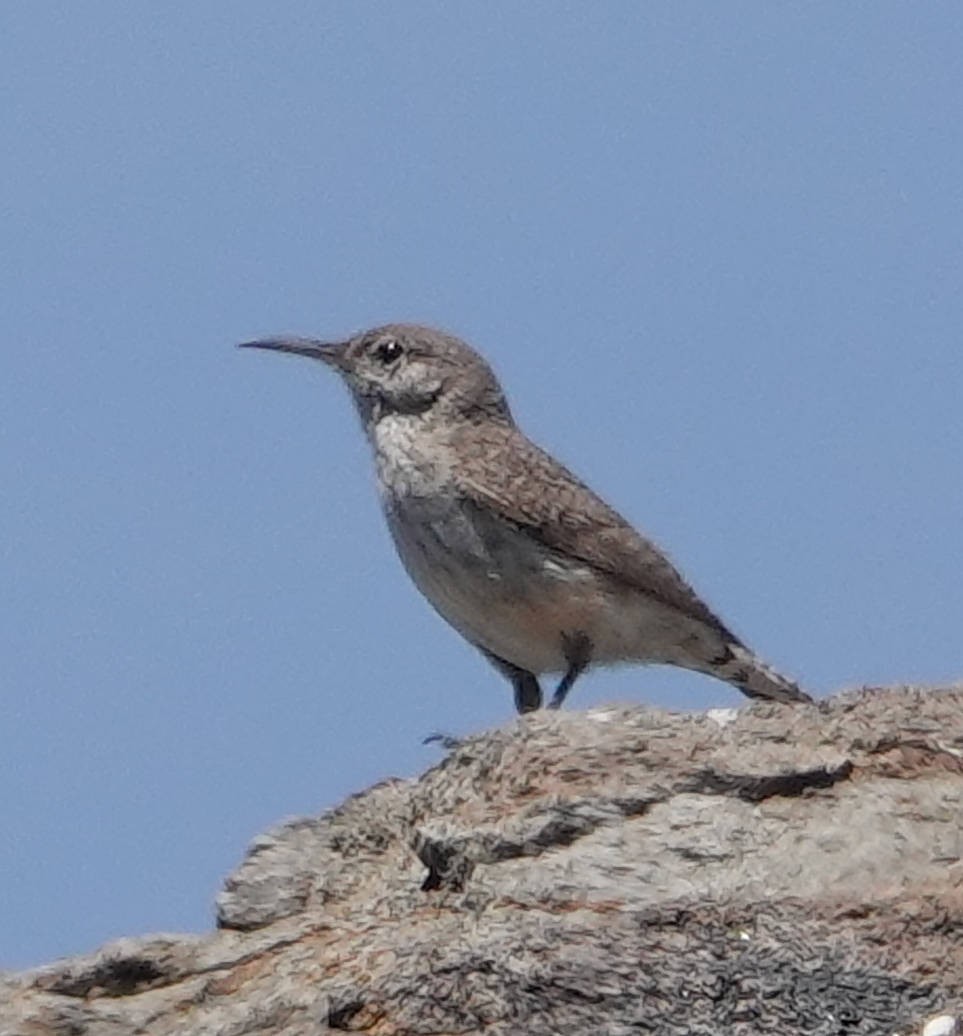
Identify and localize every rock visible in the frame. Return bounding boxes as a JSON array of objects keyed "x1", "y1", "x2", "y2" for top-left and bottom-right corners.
[{"x1": 2, "y1": 685, "x2": 962, "y2": 1035}]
